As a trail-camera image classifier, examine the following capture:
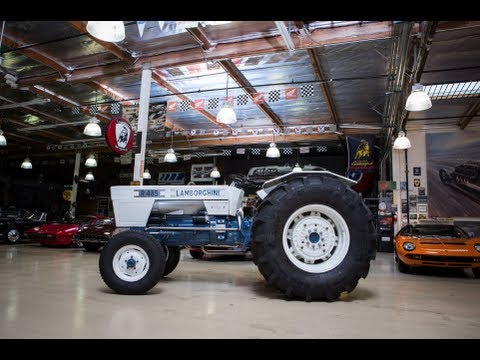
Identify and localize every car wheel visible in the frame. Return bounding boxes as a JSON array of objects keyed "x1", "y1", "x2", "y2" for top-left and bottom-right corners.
[
  {"x1": 162, "y1": 246, "x2": 181, "y2": 276},
  {"x1": 6, "y1": 228, "x2": 20, "y2": 243},
  {"x1": 189, "y1": 249, "x2": 204, "y2": 260},
  {"x1": 83, "y1": 243, "x2": 102, "y2": 252},
  {"x1": 472, "y1": 268, "x2": 480, "y2": 279},
  {"x1": 396, "y1": 256, "x2": 410, "y2": 273}
]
